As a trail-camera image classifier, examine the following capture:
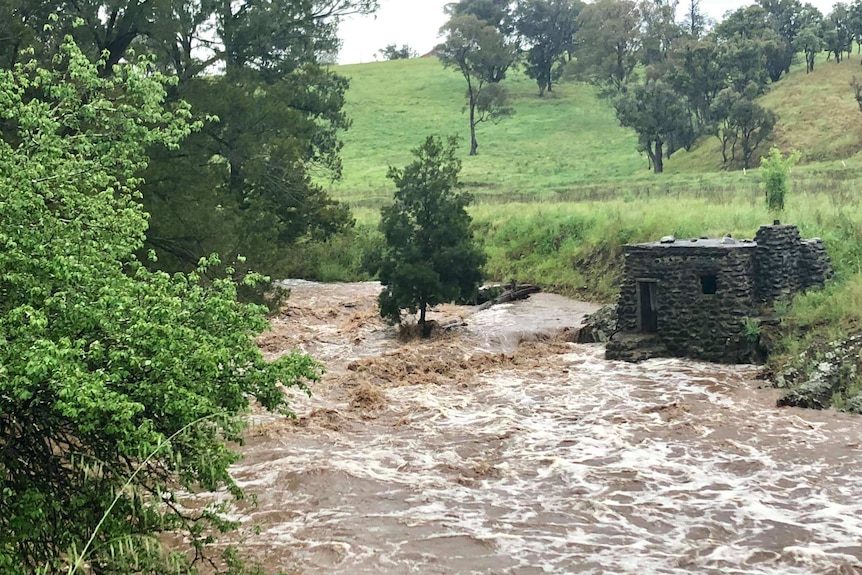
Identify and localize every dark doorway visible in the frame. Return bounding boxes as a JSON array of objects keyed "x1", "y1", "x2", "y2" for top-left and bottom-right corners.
[{"x1": 638, "y1": 281, "x2": 658, "y2": 332}]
